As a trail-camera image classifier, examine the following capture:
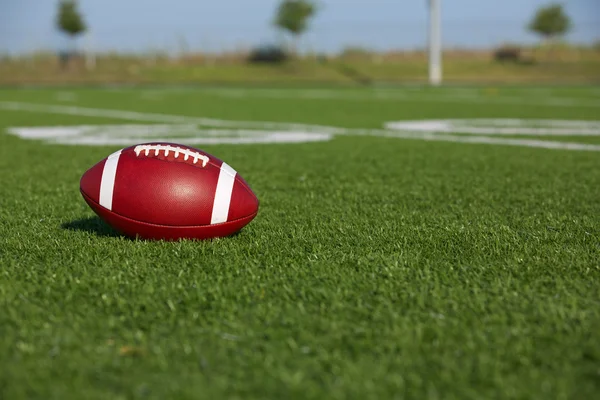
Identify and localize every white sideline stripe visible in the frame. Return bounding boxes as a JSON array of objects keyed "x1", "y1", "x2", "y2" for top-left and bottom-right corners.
[
  {"x1": 2, "y1": 101, "x2": 600, "y2": 152},
  {"x1": 201, "y1": 88, "x2": 600, "y2": 108},
  {"x1": 0, "y1": 101, "x2": 338, "y2": 133},
  {"x1": 48, "y1": 132, "x2": 333, "y2": 145},
  {"x1": 99, "y1": 149, "x2": 122, "y2": 210},
  {"x1": 376, "y1": 131, "x2": 600, "y2": 152},
  {"x1": 211, "y1": 162, "x2": 237, "y2": 224},
  {"x1": 384, "y1": 119, "x2": 600, "y2": 136}
]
